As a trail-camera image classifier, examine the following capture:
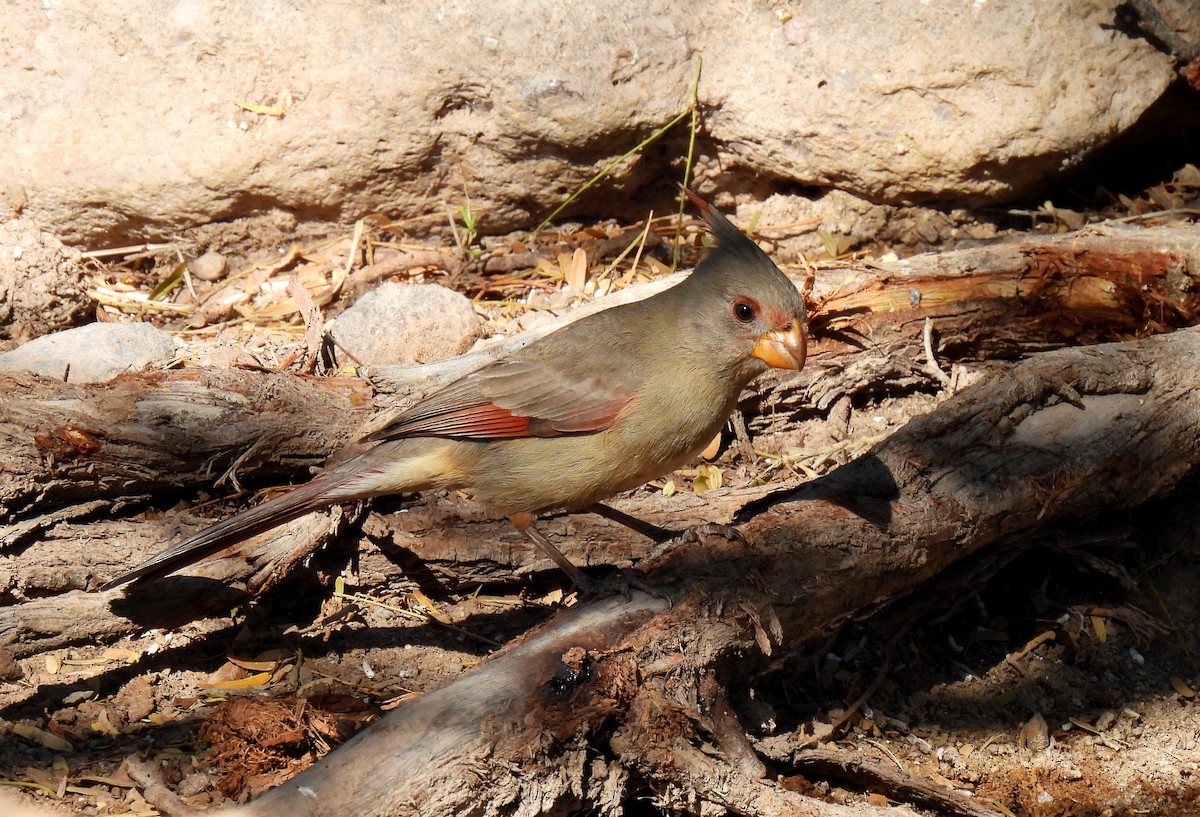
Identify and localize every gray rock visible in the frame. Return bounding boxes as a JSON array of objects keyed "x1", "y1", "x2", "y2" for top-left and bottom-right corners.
[
  {"x1": 331, "y1": 283, "x2": 483, "y2": 367},
  {"x1": 0, "y1": 322, "x2": 176, "y2": 383}
]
